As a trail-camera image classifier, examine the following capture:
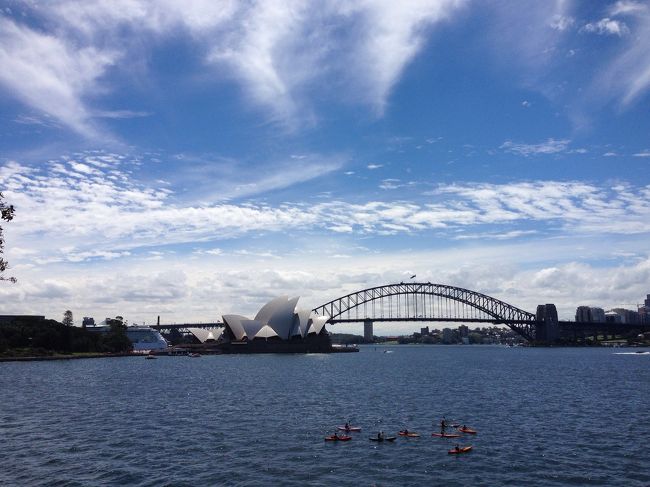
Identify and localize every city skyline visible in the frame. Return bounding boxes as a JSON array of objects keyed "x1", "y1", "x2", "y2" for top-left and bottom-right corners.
[{"x1": 1, "y1": 1, "x2": 650, "y2": 333}]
